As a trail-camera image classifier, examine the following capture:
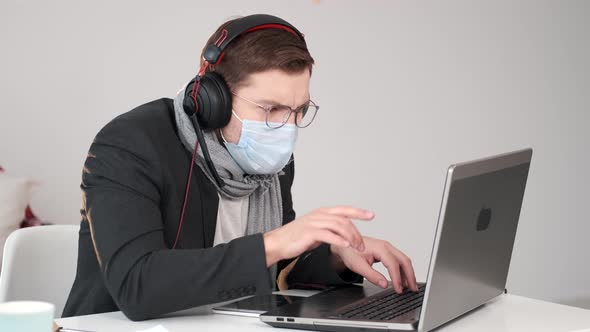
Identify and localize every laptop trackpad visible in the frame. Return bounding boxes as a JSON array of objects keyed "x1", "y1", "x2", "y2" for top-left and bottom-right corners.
[{"x1": 287, "y1": 283, "x2": 386, "y2": 318}]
